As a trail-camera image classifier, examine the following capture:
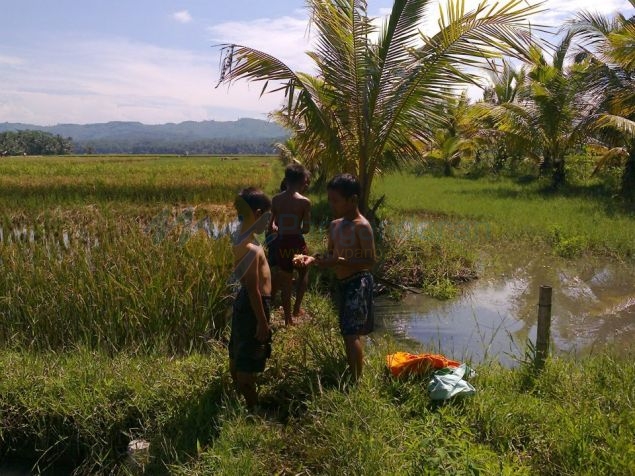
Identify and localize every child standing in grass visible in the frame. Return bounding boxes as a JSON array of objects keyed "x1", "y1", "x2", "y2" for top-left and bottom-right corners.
[
  {"x1": 230, "y1": 187, "x2": 273, "y2": 408},
  {"x1": 268, "y1": 164, "x2": 312, "y2": 325},
  {"x1": 303, "y1": 173, "x2": 376, "y2": 380}
]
